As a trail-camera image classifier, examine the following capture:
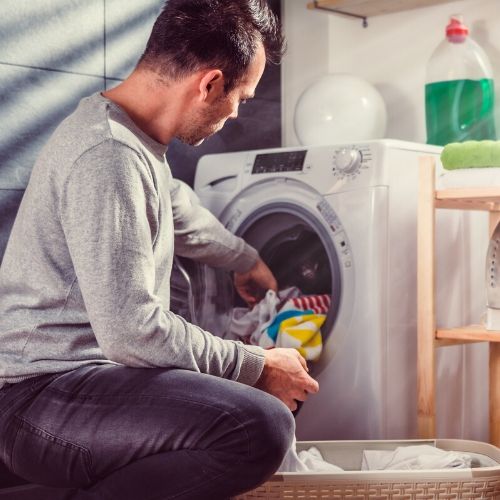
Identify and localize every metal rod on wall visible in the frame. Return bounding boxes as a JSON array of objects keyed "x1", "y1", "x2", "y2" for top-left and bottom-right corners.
[{"x1": 312, "y1": 1, "x2": 368, "y2": 28}]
